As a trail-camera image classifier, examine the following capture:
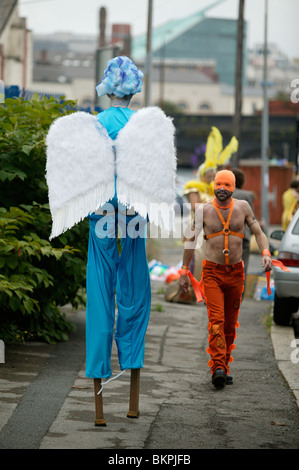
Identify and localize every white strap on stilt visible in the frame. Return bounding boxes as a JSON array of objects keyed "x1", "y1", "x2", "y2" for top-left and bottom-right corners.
[{"x1": 97, "y1": 369, "x2": 127, "y2": 395}]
